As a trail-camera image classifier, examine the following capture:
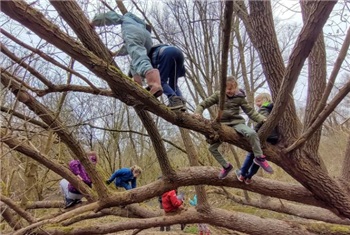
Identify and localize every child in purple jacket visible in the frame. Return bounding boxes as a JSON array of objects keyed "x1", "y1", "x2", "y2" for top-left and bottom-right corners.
[{"x1": 59, "y1": 152, "x2": 98, "y2": 209}]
